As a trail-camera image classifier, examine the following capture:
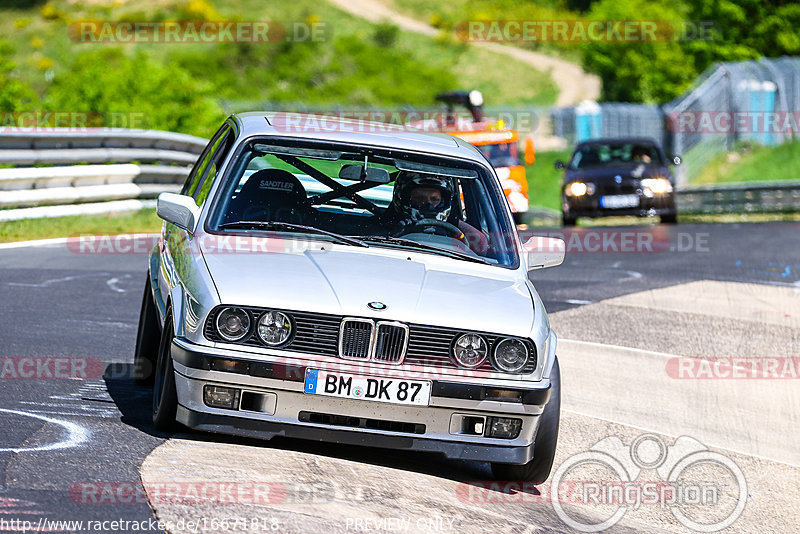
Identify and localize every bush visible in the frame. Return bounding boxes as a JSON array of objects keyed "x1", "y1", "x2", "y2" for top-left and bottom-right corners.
[
  {"x1": 0, "y1": 41, "x2": 38, "y2": 111},
  {"x1": 43, "y1": 48, "x2": 225, "y2": 136}
]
